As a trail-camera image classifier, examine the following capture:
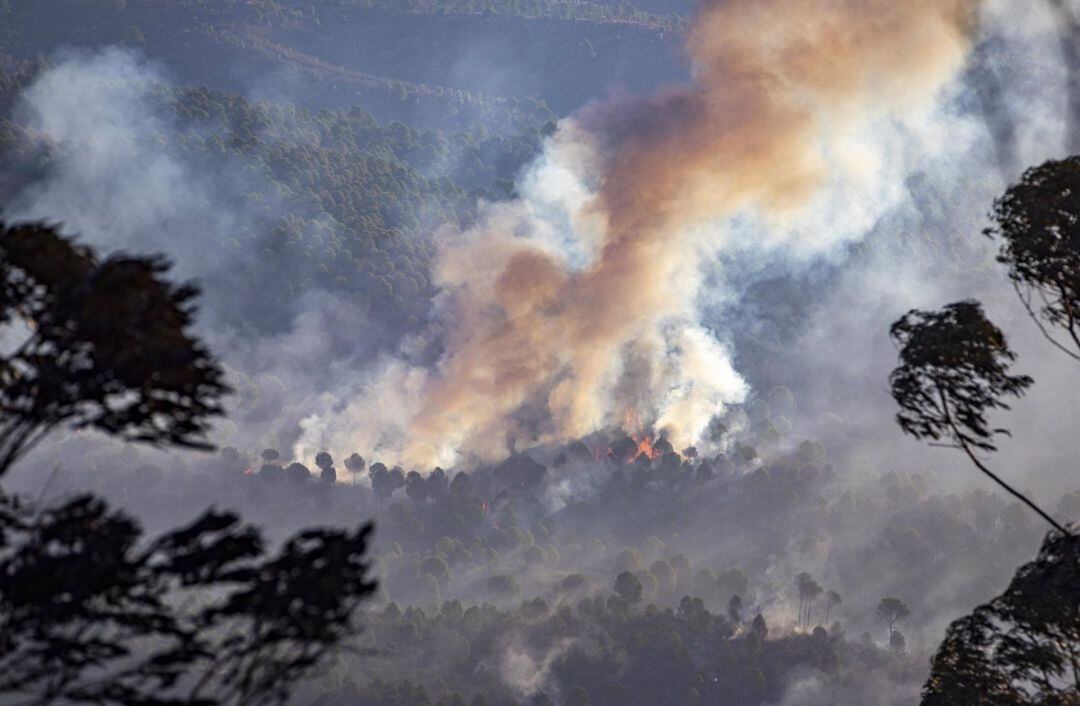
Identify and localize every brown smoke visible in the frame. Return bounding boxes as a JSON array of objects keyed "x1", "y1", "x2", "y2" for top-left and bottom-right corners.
[{"x1": 331, "y1": 0, "x2": 983, "y2": 467}]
